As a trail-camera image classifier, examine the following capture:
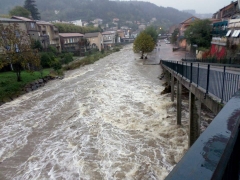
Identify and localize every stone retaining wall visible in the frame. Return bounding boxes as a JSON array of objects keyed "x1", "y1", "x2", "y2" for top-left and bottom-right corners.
[{"x1": 0, "y1": 76, "x2": 62, "y2": 106}]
